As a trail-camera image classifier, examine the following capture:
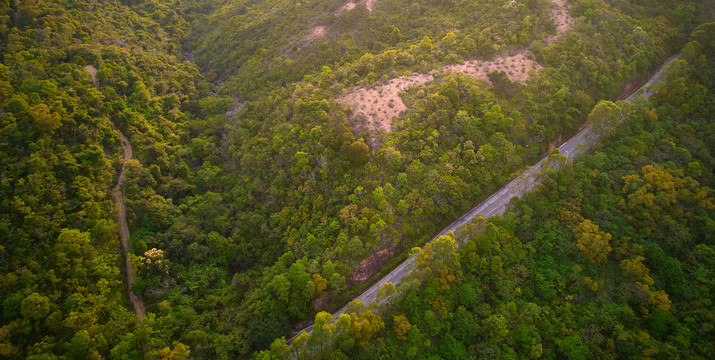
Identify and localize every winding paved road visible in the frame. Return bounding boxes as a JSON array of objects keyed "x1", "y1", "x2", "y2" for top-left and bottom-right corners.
[{"x1": 288, "y1": 55, "x2": 679, "y2": 341}]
